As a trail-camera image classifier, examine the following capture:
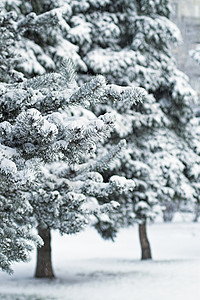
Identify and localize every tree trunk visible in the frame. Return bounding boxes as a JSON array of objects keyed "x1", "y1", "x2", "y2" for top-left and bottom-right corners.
[
  {"x1": 163, "y1": 203, "x2": 175, "y2": 222},
  {"x1": 35, "y1": 226, "x2": 55, "y2": 278},
  {"x1": 138, "y1": 222, "x2": 152, "y2": 260},
  {"x1": 193, "y1": 203, "x2": 200, "y2": 222}
]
